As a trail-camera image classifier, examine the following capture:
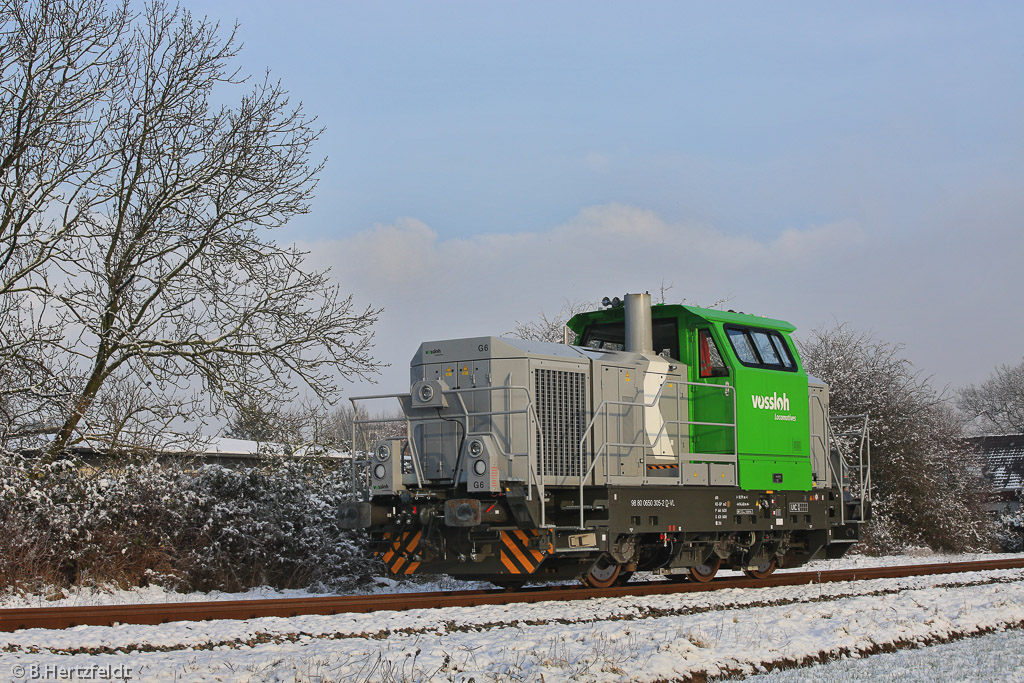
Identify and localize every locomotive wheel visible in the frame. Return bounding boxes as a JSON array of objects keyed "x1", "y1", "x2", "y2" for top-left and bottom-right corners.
[
  {"x1": 688, "y1": 556, "x2": 722, "y2": 583},
  {"x1": 582, "y1": 557, "x2": 622, "y2": 588},
  {"x1": 613, "y1": 571, "x2": 634, "y2": 586},
  {"x1": 742, "y1": 558, "x2": 777, "y2": 579}
]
